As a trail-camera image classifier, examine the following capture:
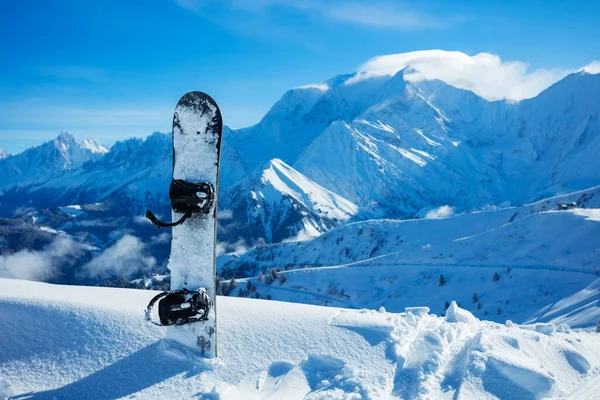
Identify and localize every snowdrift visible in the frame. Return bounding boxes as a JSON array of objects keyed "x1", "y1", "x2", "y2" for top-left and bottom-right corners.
[{"x1": 1, "y1": 279, "x2": 599, "y2": 399}]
